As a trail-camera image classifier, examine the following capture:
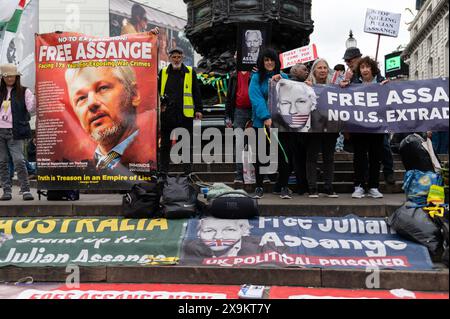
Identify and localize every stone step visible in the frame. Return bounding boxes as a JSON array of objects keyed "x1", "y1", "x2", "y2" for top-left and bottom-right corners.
[
  {"x1": 0, "y1": 265, "x2": 447, "y2": 292},
  {"x1": 229, "y1": 182, "x2": 405, "y2": 194},
  {"x1": 189, "y1": 171, "x2": 406, "y2": 183},
  {"x1": 170, "y1": 161, "x2": 409, "y2": 172},
  {"x1": 0, "y1": 191, "x2": 406, "y2": 218}
]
